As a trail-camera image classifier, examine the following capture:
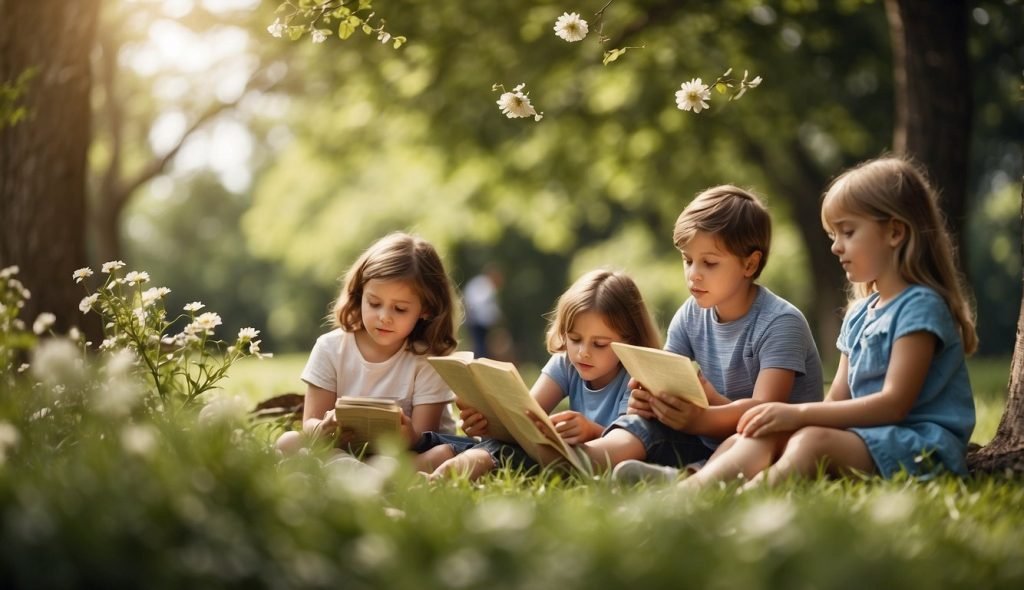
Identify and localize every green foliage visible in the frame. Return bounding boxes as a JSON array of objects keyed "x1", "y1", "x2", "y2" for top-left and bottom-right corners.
[
  {"x1": 244, "y1": 0, "x2": 898, "y2": 359},
  {"x1": 0, "y1": 67, "x2": 37, "y2": 130},
  {"x1": 267, "y1": 0, "x2": 402, "y2": 46}
]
